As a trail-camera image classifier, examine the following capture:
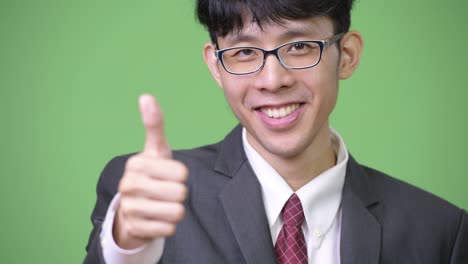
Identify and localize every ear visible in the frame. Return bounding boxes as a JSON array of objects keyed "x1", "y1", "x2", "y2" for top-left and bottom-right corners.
[
  {"x1": 338, "y1": 31, "x2": 364, "y2": 79},
  {"x1": 203, "y1": 42, "x2": 224, "y2": 88}
]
